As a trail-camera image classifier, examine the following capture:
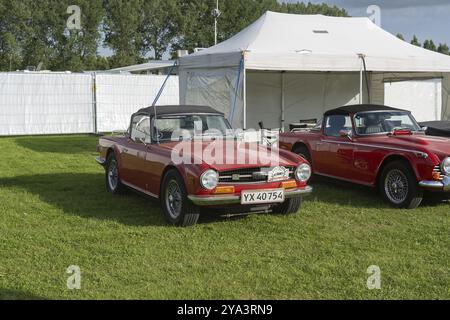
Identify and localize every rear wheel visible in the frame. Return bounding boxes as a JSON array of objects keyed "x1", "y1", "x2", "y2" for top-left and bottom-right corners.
[
  {"x1": 161, "y1": 170, "x2": 200, "y2": 227},
  {"x1": 379, "y1": 161, "x2": 423, "y2": 209},
  {"x1": 105, "y1": 153, "x2": 126, "y2": 194},
  {"x1": 273, "y1": 196, "x2": 302, "y2": 215}
]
